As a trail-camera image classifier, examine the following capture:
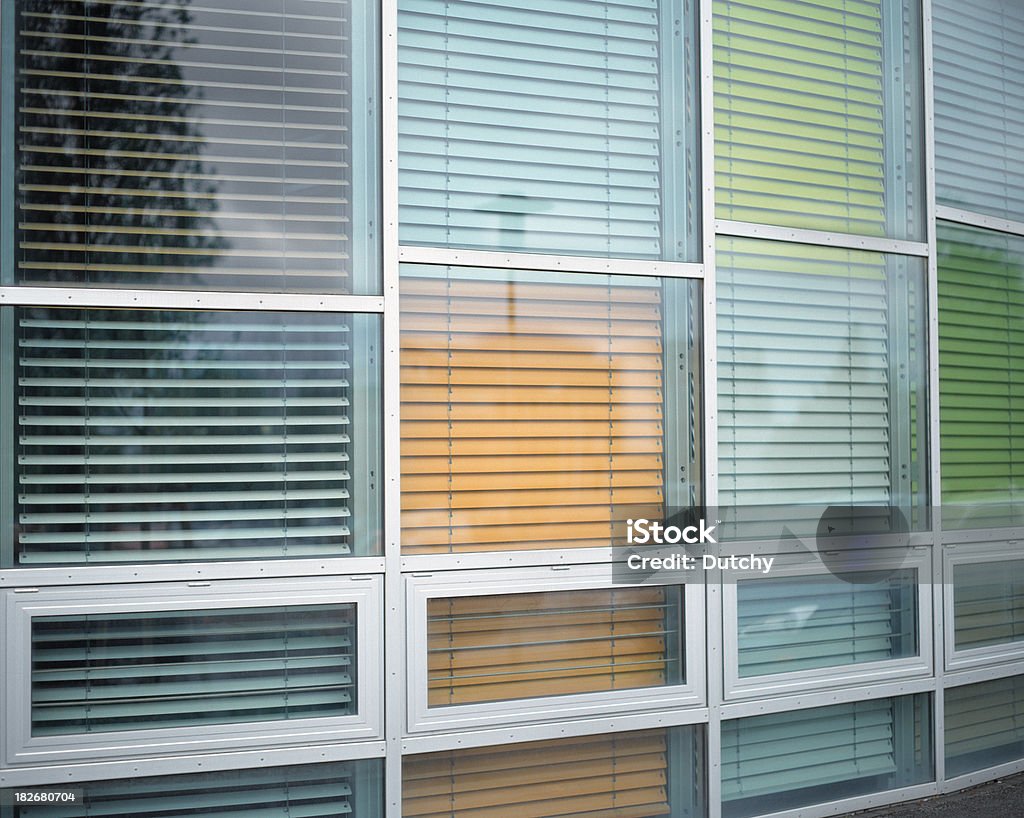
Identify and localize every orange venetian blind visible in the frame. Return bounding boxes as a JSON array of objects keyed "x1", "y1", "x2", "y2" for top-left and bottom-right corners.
[
  {"x1": 428, "y1": 587, "x2": 680, "y2": 706},
  {"x1": 403, "y1": 730, "x2": 672, "y2": 818},
  {"x1": 400, "y1": 269, "x2": 667, "y2": 554}
]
